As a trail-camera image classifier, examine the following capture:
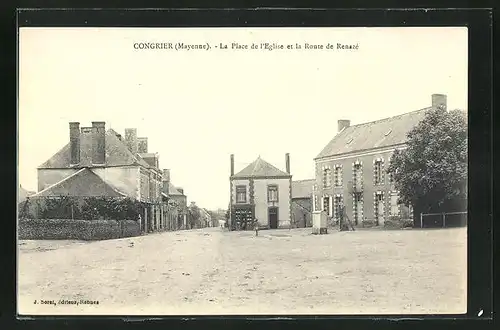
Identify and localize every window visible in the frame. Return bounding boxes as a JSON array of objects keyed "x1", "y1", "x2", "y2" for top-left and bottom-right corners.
[
  {"x1": 333, "y1": 195, "x2": 343, "y2": 221},
  {"x1": 323, "y1": 196, "x2": 331, "y2": 216},
  {"x1": 353, "y1": 162, "x2": 363, "y2": 188},
  {"x1": 334, "y1": 165, "x2": 343, "y2": 187},
  {"x1": 236, "y1": 186, "x2": 247, "y2": 203},
  {"x1": 323, "y1": 167, "x2": 332, "y2": 188},
  {"x1": 268, "y1": 185, "x2": 278, "y2": 202},
  {"x1": 374, "y1": 158, "x2": 384, "y2": 185},
  {"x1": 390, "y1": 192, "x2": 399, "y2": 216}
]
